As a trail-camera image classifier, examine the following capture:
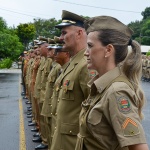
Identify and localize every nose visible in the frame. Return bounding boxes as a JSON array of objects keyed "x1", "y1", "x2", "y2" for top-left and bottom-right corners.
[
  {"x1": 84, "y1": 47, "x2": 89, "y2": 57},
  {"x1": 59, "y1": 34, "x2": 64, "y2": 41}
]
